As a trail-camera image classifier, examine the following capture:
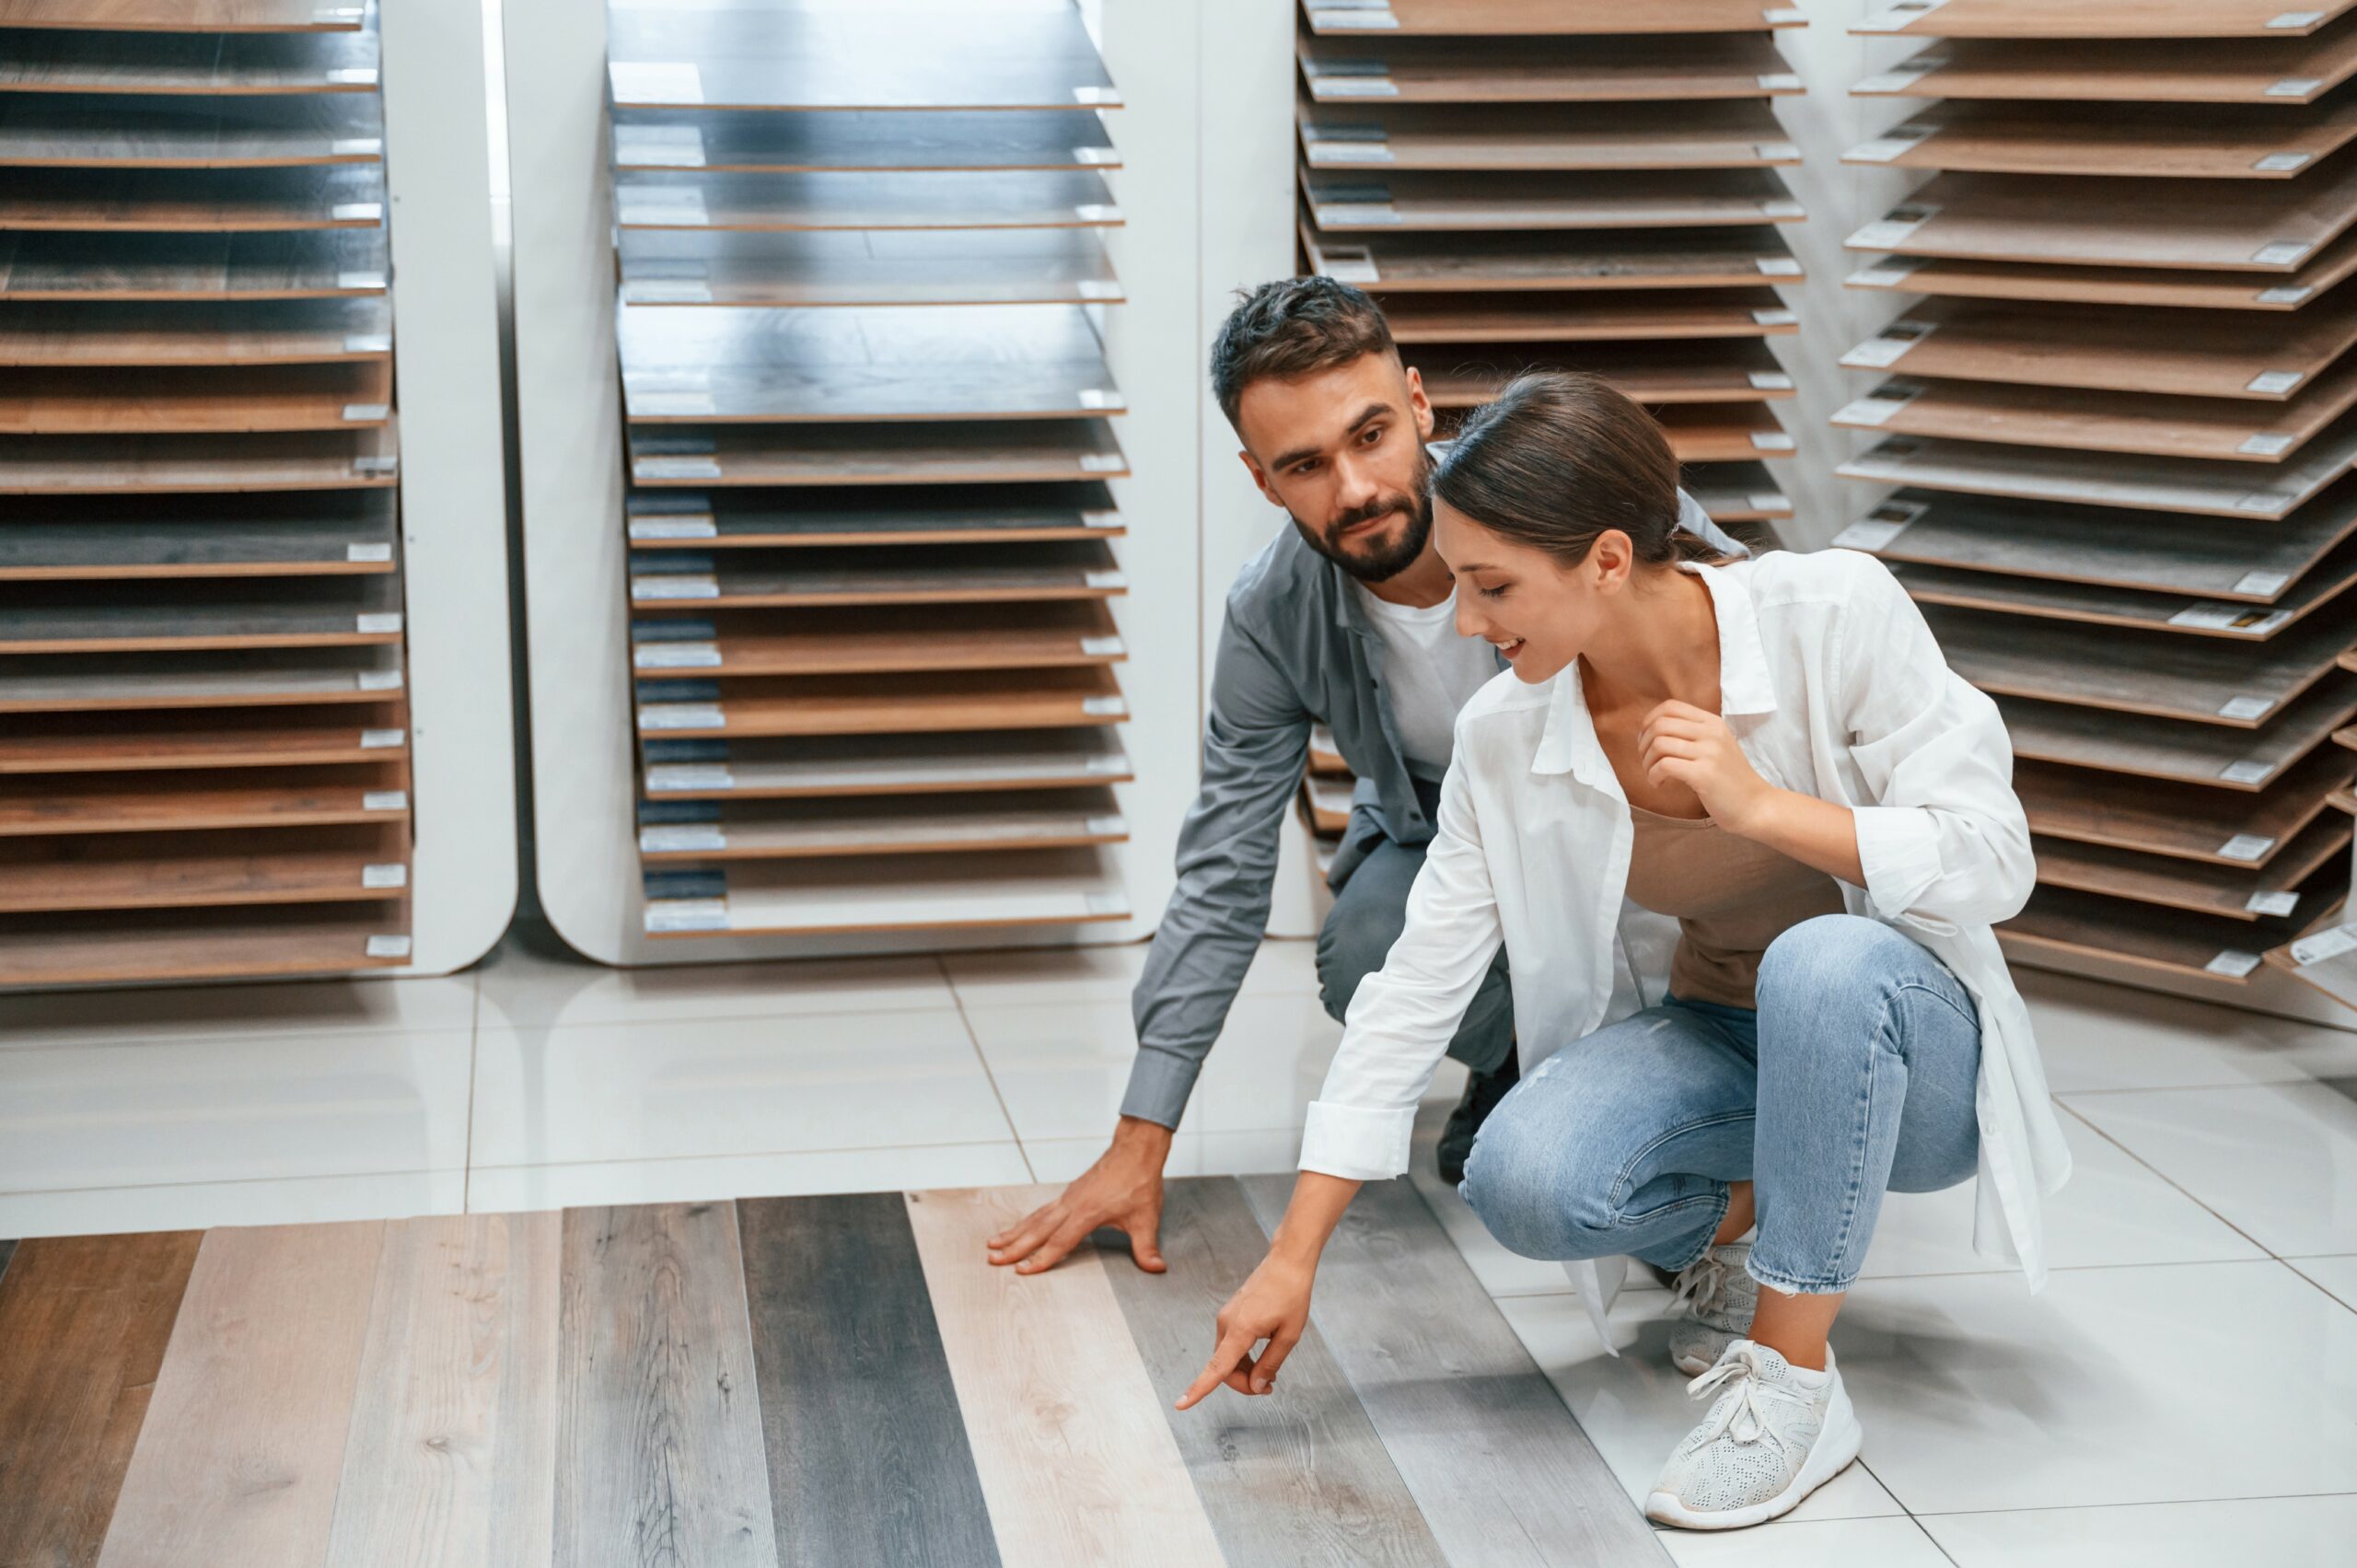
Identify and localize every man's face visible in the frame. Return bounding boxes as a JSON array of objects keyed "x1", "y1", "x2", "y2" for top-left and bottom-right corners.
[{"x1": 1234, "y1": 351, "x2": 1438, "y2": 584}]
